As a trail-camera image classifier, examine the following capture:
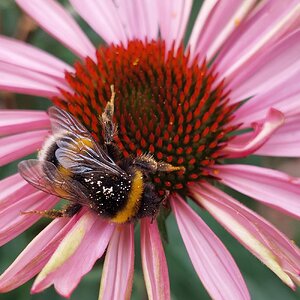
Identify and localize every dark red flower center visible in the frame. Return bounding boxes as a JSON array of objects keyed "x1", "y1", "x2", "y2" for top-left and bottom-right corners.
[{"x1": 53, "y1": 40, "x2": 237, "y2": 194}]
